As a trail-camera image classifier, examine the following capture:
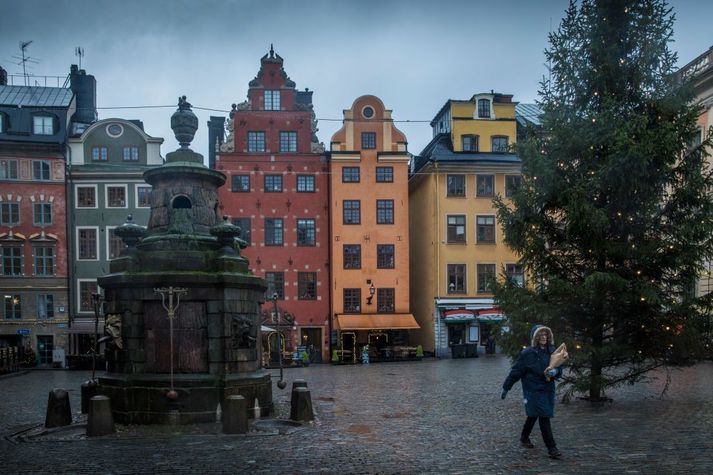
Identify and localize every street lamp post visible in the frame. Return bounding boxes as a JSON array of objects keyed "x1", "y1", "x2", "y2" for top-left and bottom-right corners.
[{"x1": 272, "y1": 292, "x2": 287, "y2": 390}]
